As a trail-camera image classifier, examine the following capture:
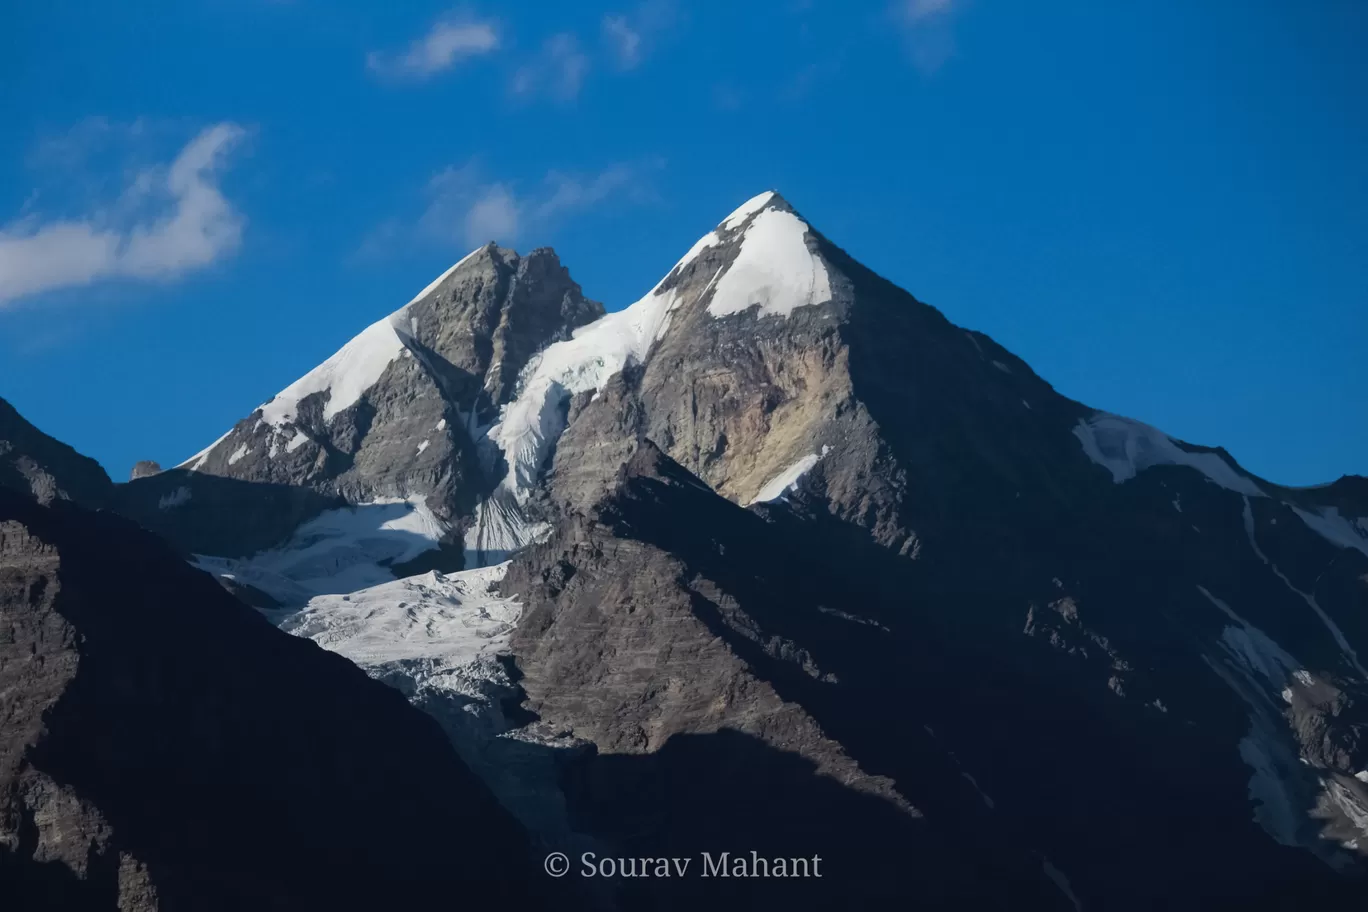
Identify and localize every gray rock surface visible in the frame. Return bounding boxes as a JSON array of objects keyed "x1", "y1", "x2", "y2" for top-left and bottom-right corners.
[{"x1": 128, "y1": 460, "x2": 162, "y2": 481}]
